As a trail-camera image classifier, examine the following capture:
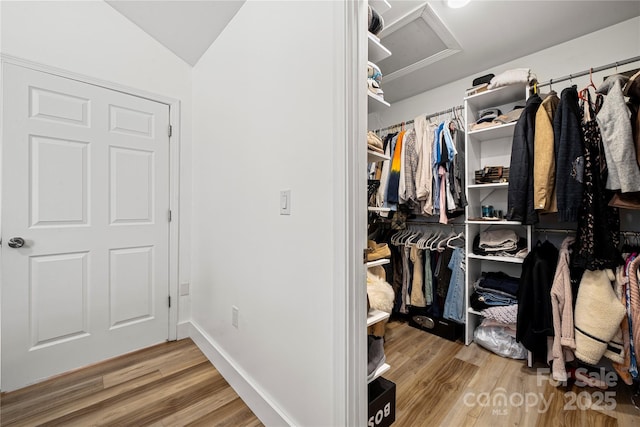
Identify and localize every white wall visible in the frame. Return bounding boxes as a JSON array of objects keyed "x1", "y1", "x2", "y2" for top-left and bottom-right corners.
[
  {"x1": 369, "y1": 16, "x2": 640, "y2": 130},
  {"x1": 191, "y1": 1, "x2": 351, "y2": 425},
  {"x1": 0, "y1": 0, "x2": 193, "y2": 324}
]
